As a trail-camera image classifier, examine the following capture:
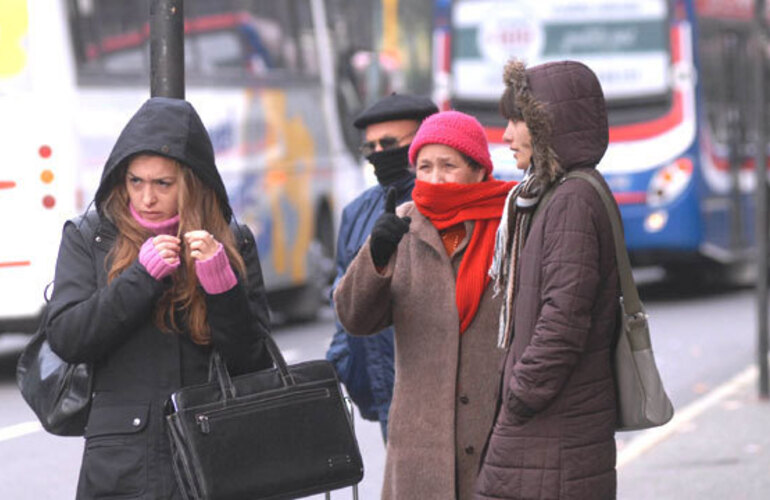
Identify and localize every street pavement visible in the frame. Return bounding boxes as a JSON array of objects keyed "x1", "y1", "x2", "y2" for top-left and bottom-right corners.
[
  {"x1": 617, "y1": 365, "x2": 770, "y2": 499},
  {"x1": 3, "y1": 301, "x2": 768, "y2": 499}
]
